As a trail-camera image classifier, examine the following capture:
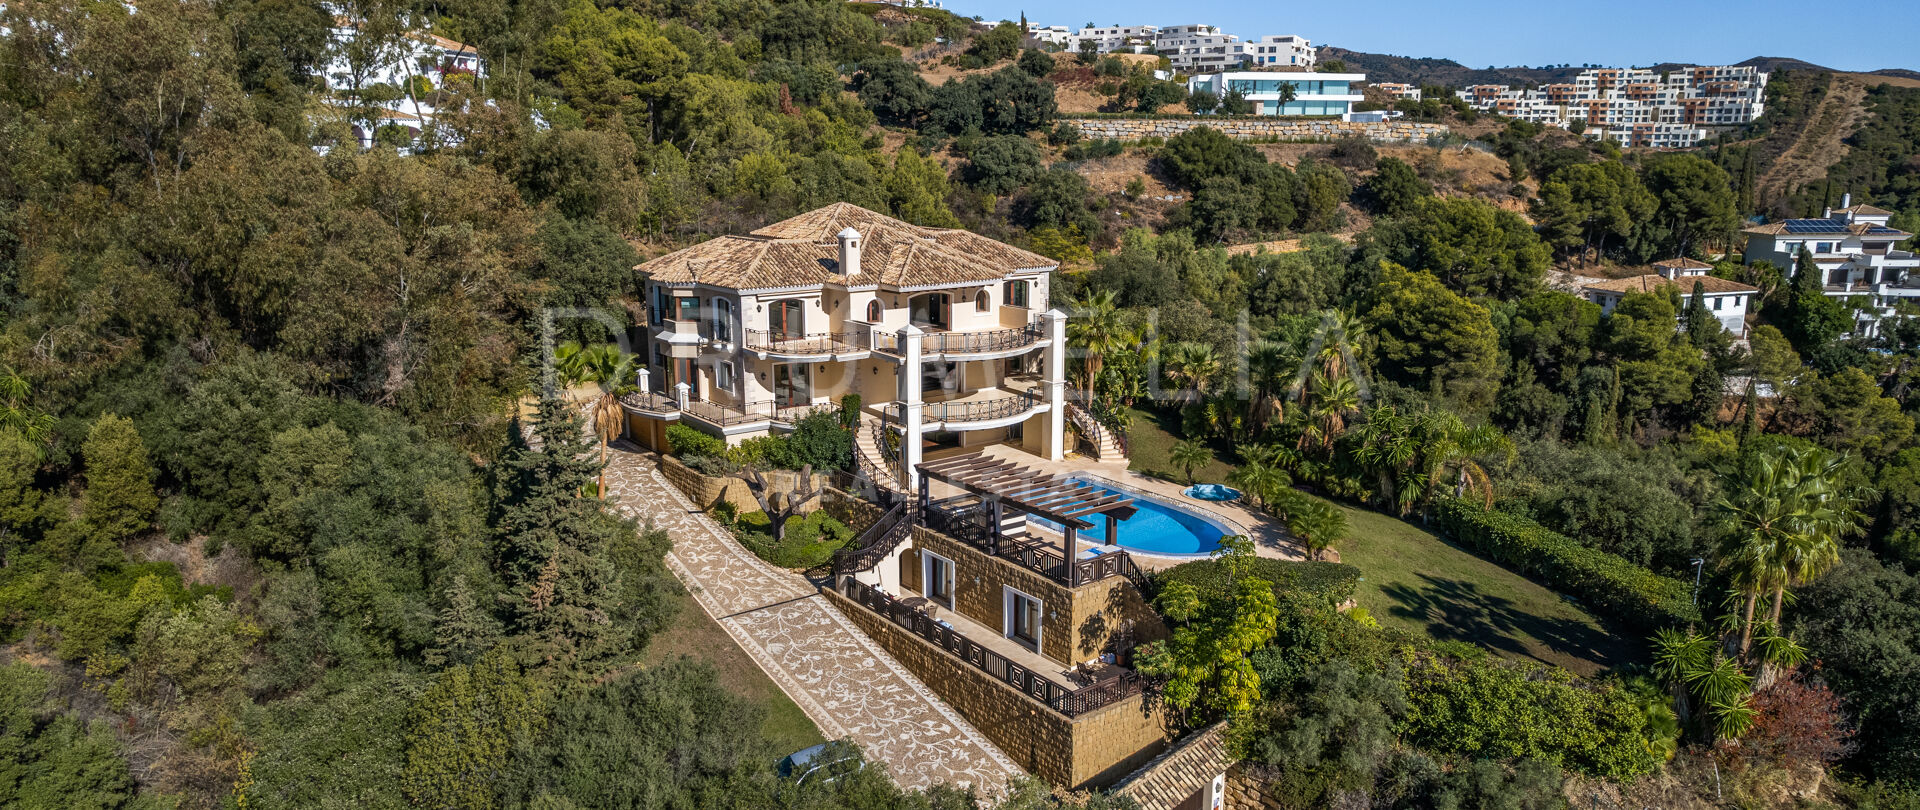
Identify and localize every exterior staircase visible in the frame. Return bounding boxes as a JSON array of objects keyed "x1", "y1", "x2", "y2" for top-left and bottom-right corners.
[
  {"x1": 853, "y1": 416, "x2": 907, "y2": 493},
  {"x1": 1065, "y1": 399, "x2": 1128, "y2": 462}
]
